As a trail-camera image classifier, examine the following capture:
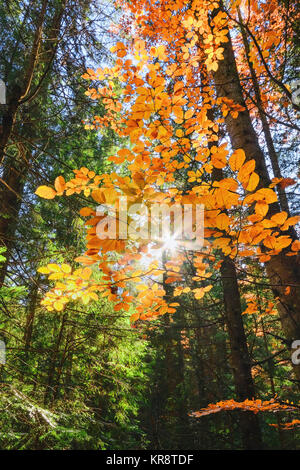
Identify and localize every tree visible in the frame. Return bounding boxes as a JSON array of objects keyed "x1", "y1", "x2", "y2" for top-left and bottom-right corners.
[
  {"x1": 3, "y1": 0, "x2": 300, "y2": 450},
  {"x1": 0, "y1": 0, "x2": 115, "y2": 286}
]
